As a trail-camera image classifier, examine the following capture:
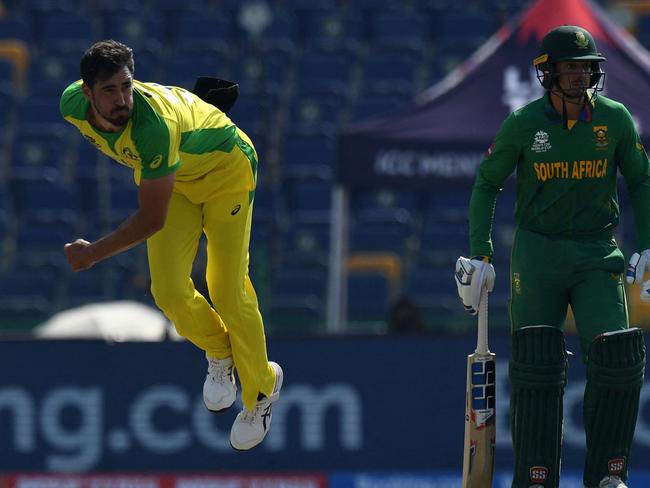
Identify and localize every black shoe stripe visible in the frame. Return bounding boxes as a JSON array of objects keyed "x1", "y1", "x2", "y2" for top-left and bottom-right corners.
[{"x1": 262, "y1": 404, "x2": 272, "y2": 430}]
